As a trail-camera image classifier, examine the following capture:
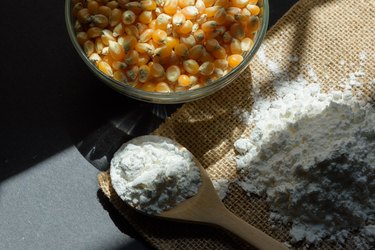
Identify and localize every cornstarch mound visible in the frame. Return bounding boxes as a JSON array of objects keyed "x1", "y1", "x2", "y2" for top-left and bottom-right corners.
[
  {"x1": 234, "y1": 52, "x2": 375, "y2": 248},
  {"x1": 110, "y1": 136, "x2": 201, "y2": 214}
]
